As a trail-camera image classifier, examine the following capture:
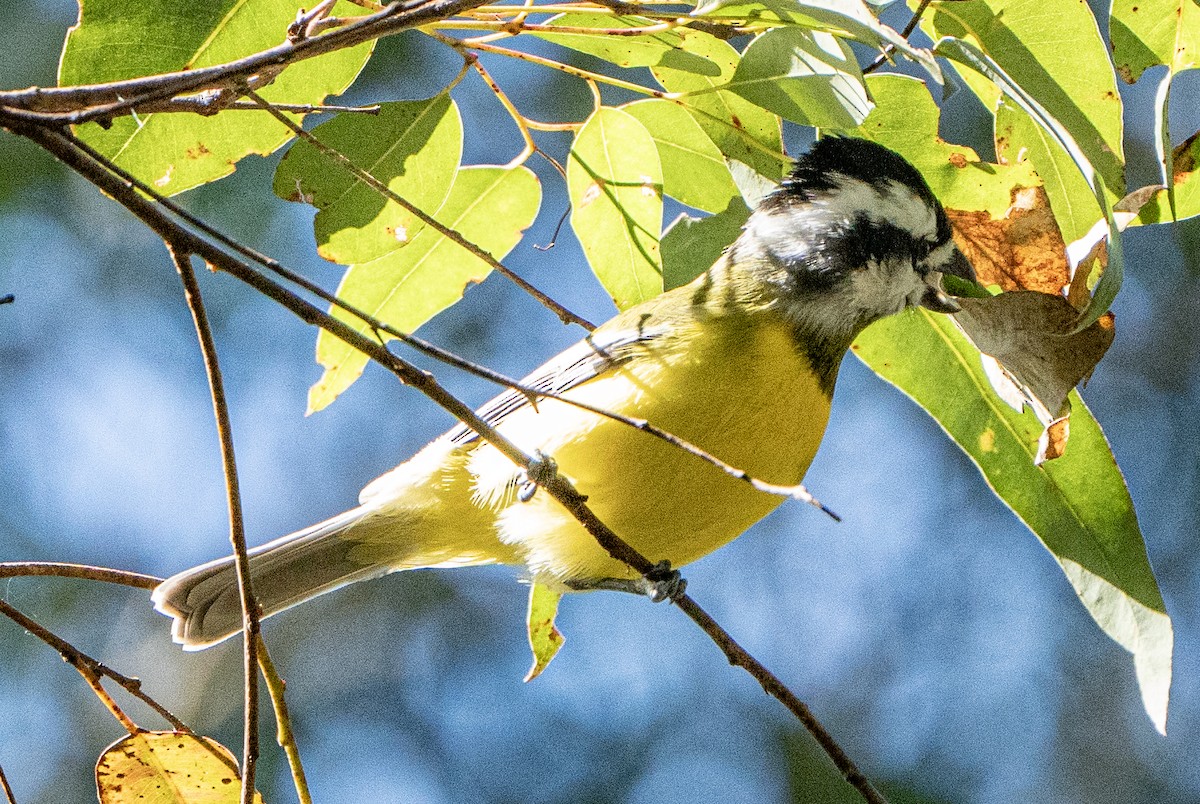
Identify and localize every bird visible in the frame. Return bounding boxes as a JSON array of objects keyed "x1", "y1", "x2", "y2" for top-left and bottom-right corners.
[{"x1": 153, "y1": 136, "x2": 976, "y2": 650}]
